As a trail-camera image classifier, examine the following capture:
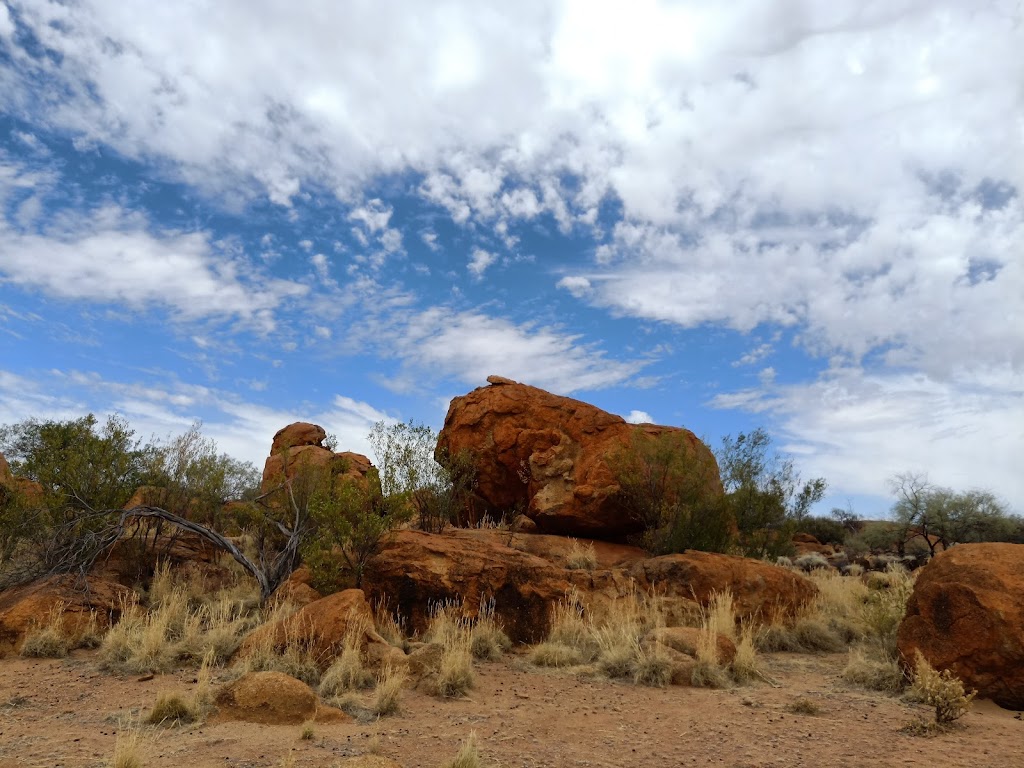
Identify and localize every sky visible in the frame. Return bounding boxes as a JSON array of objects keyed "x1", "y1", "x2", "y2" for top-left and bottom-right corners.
[{"x1": 0, "y1": 1, "x2": 1021, "y2": 518}]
